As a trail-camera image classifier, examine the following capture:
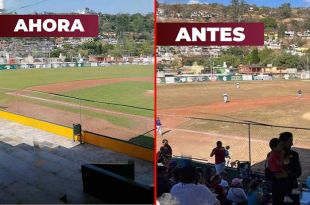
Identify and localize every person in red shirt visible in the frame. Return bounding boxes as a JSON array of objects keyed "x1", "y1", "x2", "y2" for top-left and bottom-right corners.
[
  {"x1": 210, "y1": 175, "x2": 226, "y2": 202},
  {"x1": 210, "y1": 141, "x2": 226, "y2": 174},
  {"x1": 268, "y1": 138, "x2": 293, "y2": 204}
]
